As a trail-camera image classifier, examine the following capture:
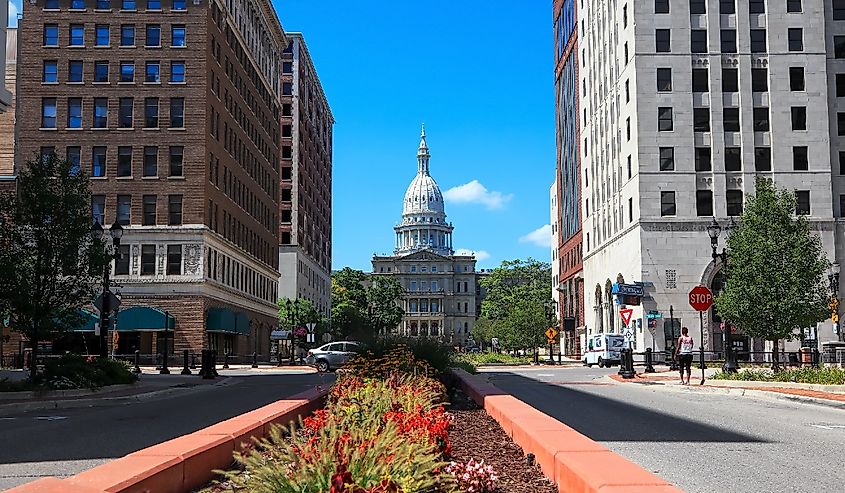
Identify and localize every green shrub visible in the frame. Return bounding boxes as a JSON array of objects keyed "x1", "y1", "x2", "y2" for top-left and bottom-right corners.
[
  {"x1": 449, "y1": 357, "x2": 477, "y2": 375},
  {"x1": 712, "y1": 366, "x2": 845, "y2": 385},
  {"x1": 359, "y1": 337, "x2": 454, "y2": 373},
  {"x1": 454, "y1": 352, "x2": 532, "y2": 366},
  {"x1": 43, "y1": 353, "x2": 137, "y2": 390}
]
